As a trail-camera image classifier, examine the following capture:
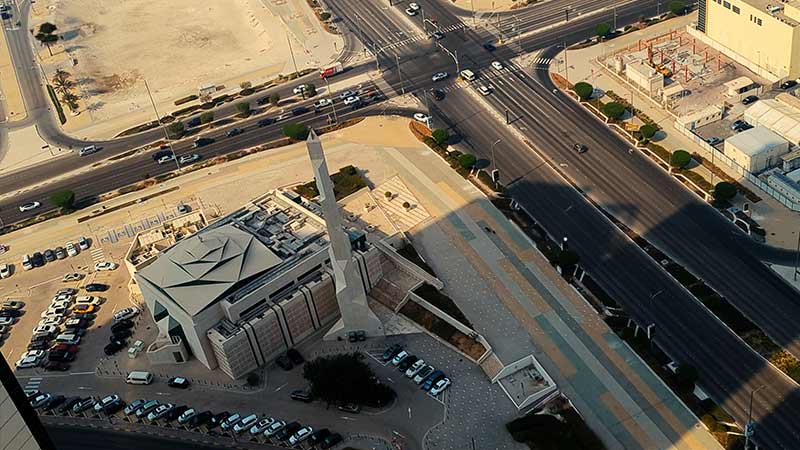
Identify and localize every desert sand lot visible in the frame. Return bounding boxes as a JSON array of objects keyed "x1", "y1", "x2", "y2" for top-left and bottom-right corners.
[{"x1": 34, "y1": 0, "x2": 337, "y2": 138}]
